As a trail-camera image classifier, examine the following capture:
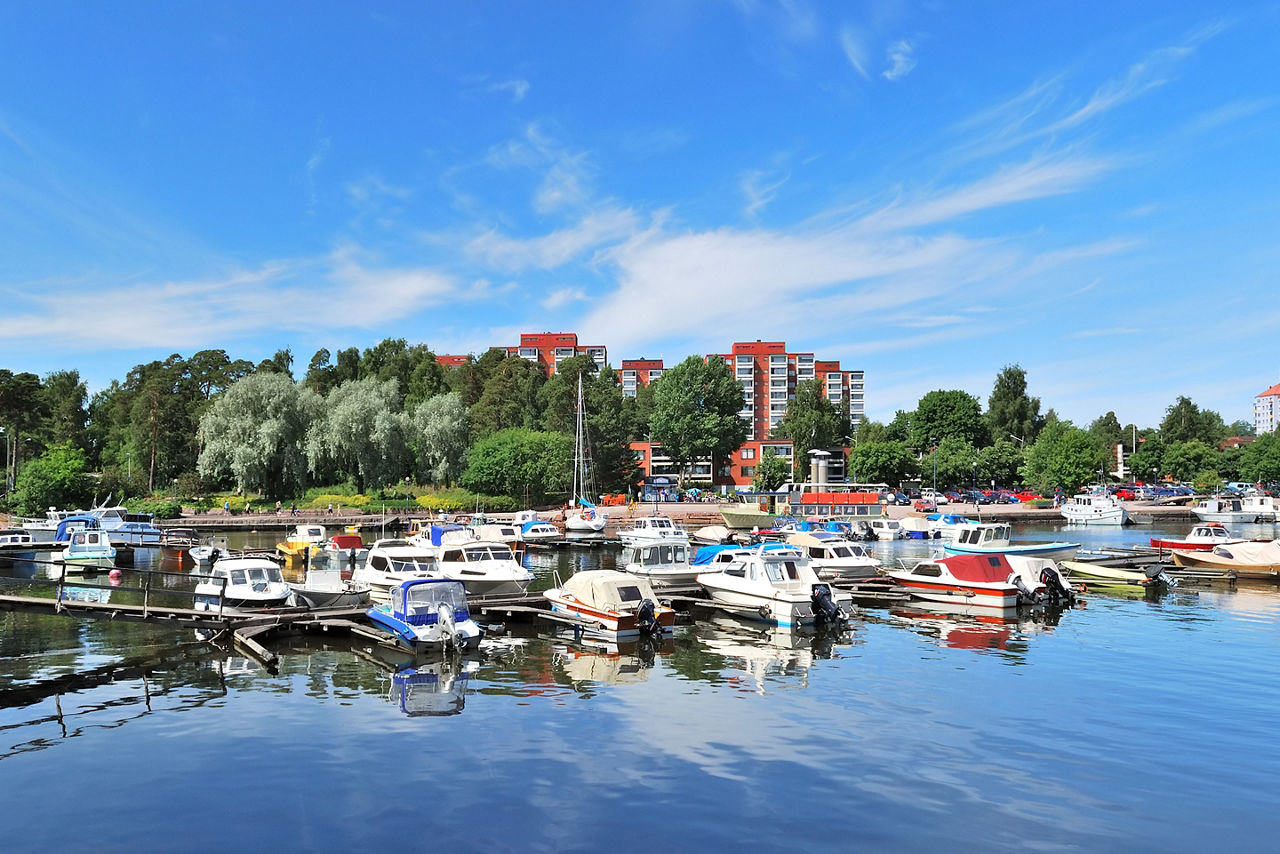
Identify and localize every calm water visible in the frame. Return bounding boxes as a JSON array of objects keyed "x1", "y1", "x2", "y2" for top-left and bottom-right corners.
[{"x1": 2, "y1": 519, "x2": 1279, "y2": 852}]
